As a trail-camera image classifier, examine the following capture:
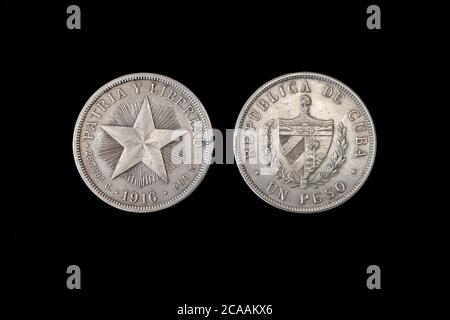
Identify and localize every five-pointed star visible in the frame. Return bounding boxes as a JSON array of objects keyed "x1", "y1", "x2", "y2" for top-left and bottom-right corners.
[{"x1": 100, "y1": 97, "x2": 188, "y2": 182}]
